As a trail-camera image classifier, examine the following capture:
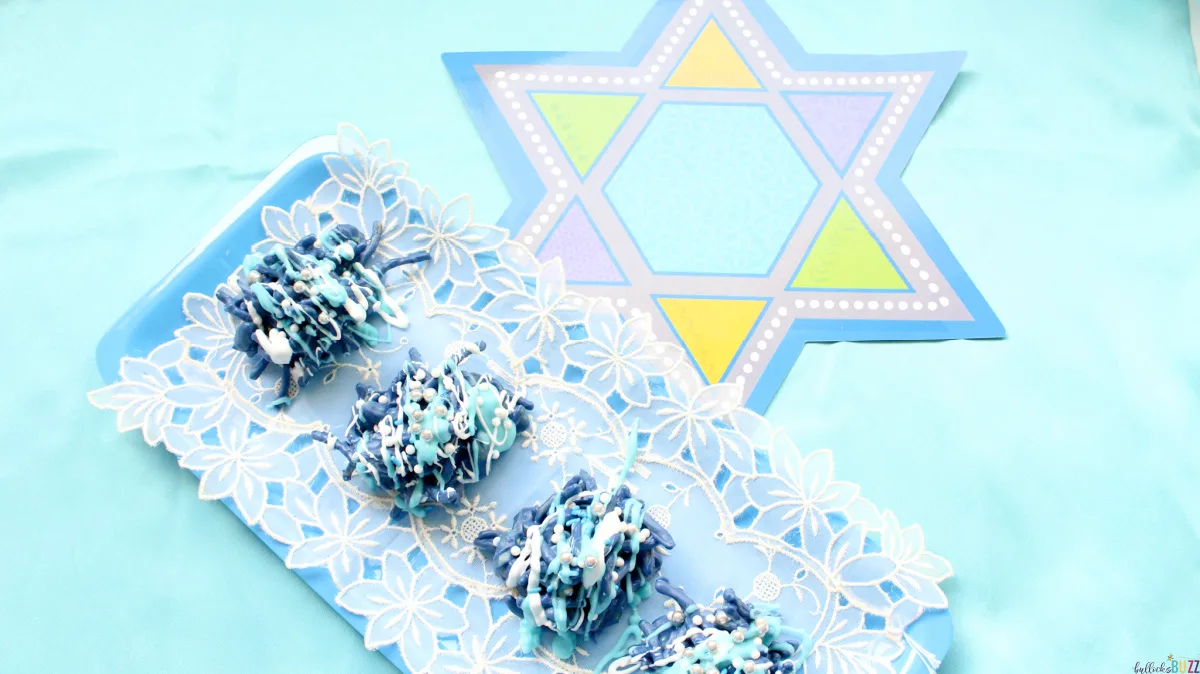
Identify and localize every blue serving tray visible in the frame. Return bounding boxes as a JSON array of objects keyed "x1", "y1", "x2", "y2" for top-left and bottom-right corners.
[{"x1": 92, "y1": 133, "x2": 954, "y2": 674}]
